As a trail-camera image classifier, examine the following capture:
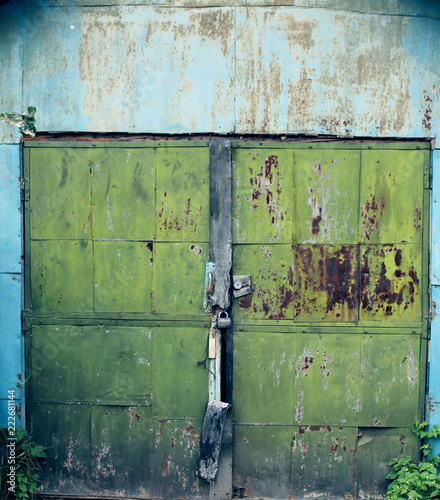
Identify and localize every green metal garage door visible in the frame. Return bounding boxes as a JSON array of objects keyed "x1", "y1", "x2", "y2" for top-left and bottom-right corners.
[
  {"x1": 231, "y1": 142, "x2": 429, "y2": 499},
  {"x1": 24, "y1": 140, "x2": 430, "y2": 499}
]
